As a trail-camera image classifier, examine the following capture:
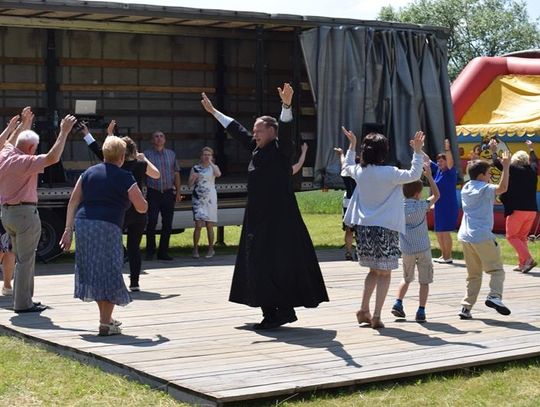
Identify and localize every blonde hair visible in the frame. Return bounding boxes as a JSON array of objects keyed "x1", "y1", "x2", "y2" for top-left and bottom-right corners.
[
  {"x1": 511, "y1": 150, "x2": 529, "y2": 166},
  {"x1": 201, "y1": 146, "x2": 214, "y2": 156},
  {"x1": 122, "y1": 136, "x2": 138, "y2": 160},
  {"x1": 102, "y1": 136, "x2": 126, "y2": 162}
]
